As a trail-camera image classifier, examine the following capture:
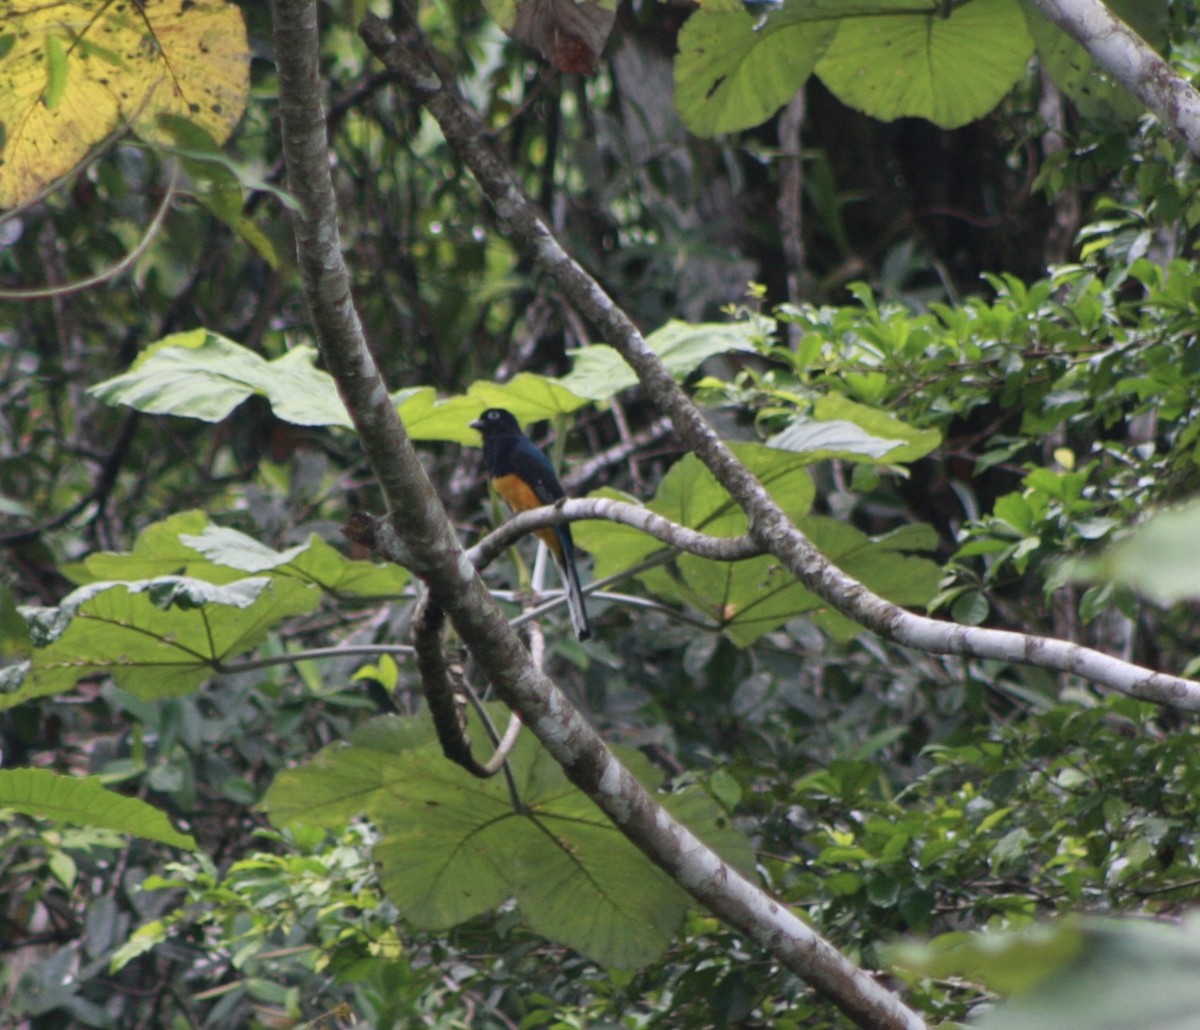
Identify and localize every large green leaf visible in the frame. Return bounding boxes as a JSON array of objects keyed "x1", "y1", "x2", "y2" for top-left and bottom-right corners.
[
  {"x1": 816, "y1": 0, "x2": 1033, "y2": 128},
  {"x1": 91, "y1": 331, "x2": 589, "y2": 444},
  {"x1": 0, "y1": 768, "x2": 196, "y2": 850},
  {"x1": 768, "y1": 394, "x2": 941, "y2": 464},
  {"x1": 396, "y1": 389, "x2": 484, "y2": 444},
  {"x1": 674, "y1": 11, "x2": 835, "y2": 137},
  {"x1": 179, "y1": 526, "x2": 410, "y2": 597},
  {"x1": 265, "y1": 716, "x2": 435, "y2": 828},
  {"x1": 89, "y1": 330, "x2": 352, "y2": 427},
  {"x1": 63, "y1": 510, "x2": 215, "y2": 585},
  {"x1": 1, "y1": 576, "x2": 319, "y2": 710},
  {"x1": 380, "y1": 375, "x2": 589, "y2": 444},
  {"x1": 558, "y1": 320, "x2": 765, "y2": 401},
  {"x1": 64, "y1": 512, "x2": 408, "y2": 597},
  {"x1": 469, "y1": 373, "x2": 590, "y2": 424},
  {"x1": 266, "y1": 710, "x2": 755, "y2": 970},
  {"x1": 679, "y1": 517, "x2": 941, "y2": 646}
]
